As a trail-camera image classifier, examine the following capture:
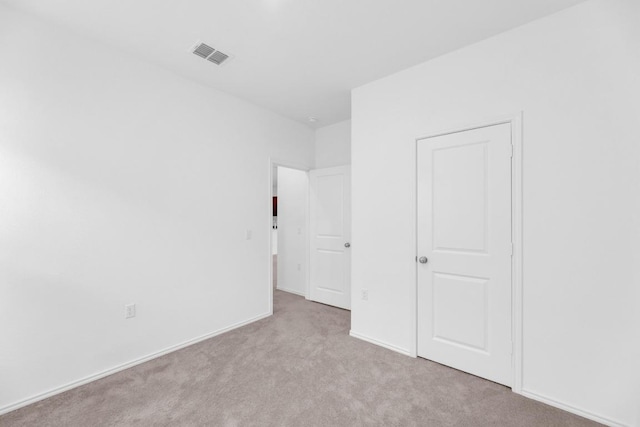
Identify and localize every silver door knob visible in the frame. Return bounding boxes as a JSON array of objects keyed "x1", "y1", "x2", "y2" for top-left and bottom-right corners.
[
  {"x1": 418, "y1": 256, "x2": 428, "y2": 264},
  {"x1": 344, "y1": 242, "x2": 351, "y2": 248}
]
